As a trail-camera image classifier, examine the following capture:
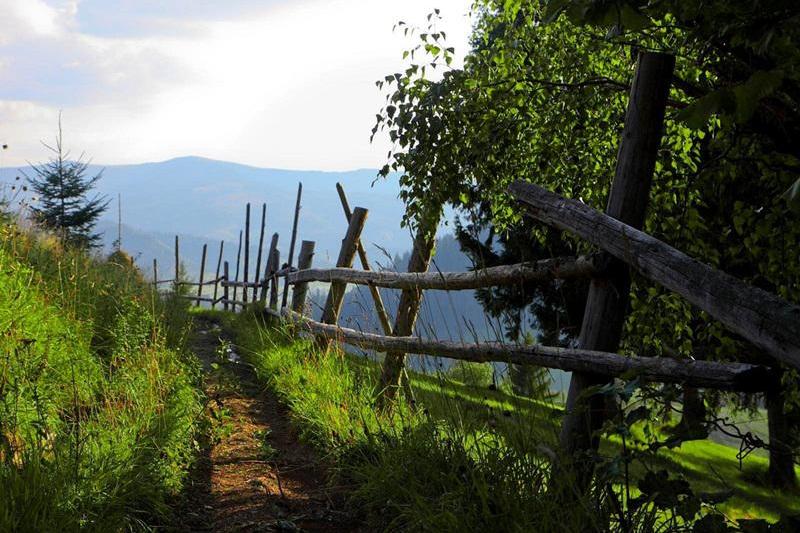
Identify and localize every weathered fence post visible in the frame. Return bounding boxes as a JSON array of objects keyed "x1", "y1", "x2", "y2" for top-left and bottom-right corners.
[
  {"x1": 223, "y1": 261, "x2": 230, "y2": 312},
  {"x1": 243, "y1": 203, "x2": 251, "y2": 303},
  {"x1": 252, "y1": 203, "x2": 266, "y2": 303},
  {"x1": 174, "y1": 235, "x2": 180, "y2": 292},
  {"x1": 152, "y1": 258, "x2": 158, "y2": 292},
  {"x1": 212, "y1": 240, "x2": 224, "y2": 309},
  {"x1": 336, "y1": 183, "x2": 394, "y2": 335},
  {"x1": 557, "y1": 51, "x2": 675, "y2": 491},
  {"x1": 196, "y1": 243, "x2": 207, "y2": 306},
  {"x1": 767, "y1": 384, "x2": 798, "y2": 488},
  {"x1": 262, "y1": 233, "x2": 279, "y2": 302},
  {"x1": 233, "y1": 230, "x2": 242, "y2": 308},
  {"x1": 377, "y1": 208, "x2": 441, "y2": 404},
  {"x1": 291, "y1": 240, "x2": 316, "y2": 314},
  {"x1": 269, "y1": 248, "x2": 280, "y2": 310},
  {"x1": 316, "y1": 207, "x2": 369, "y2": 350},
  {"x1": 282, "y1": 183, "x2": 303, "y2": 308},
  {"x1": 336, "y1": 183, "x2": 420, "y2": 404}
]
